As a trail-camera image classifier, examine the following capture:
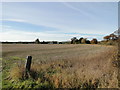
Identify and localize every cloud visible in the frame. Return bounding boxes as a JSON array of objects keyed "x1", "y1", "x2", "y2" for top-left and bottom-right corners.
[
  {"x1": 0, "y1": 28, "x2": 68, "y2": 41},
  {"x1": 2, "y1": 2, "x2": 117, "y2": 36},
  {"x1": 1, "y1": 17, "x2": 109, "y2": 35},
  {"x1": 0, "y1": 28, "x2": 104, "y2": 42},
  {"x1": 62, "y1": 2, "x2": 93, "y2": 18},
  {"x1": 1, "y1": 2, "x2": 117, "y2": 41},
  {"x1": 0, "y1": 25, "x2": 12, "y2": 29},
  {"x1": 1, "y1": 18, "x2": 27, "y2": 23}
]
